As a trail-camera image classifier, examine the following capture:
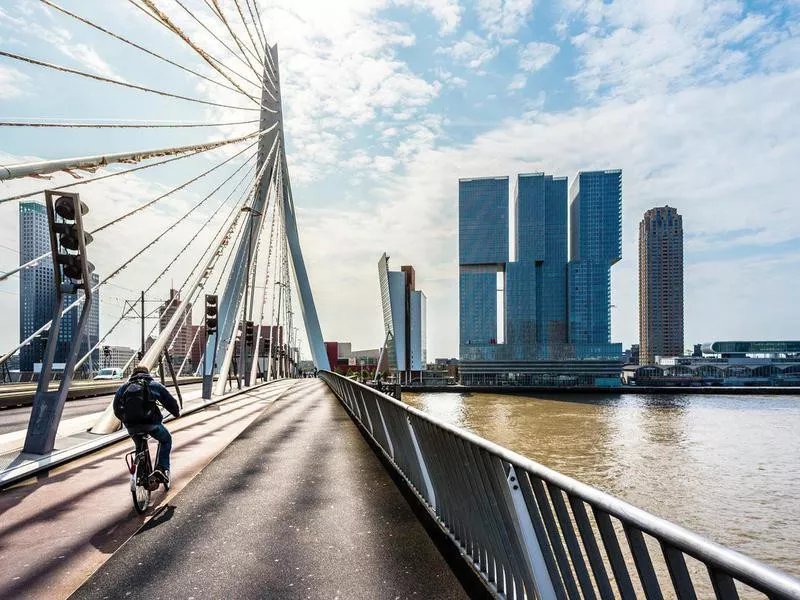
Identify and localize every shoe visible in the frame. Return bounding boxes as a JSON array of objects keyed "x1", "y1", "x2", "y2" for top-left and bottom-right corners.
[{"x1": 153, "y1": 467, "x2": 170, "y2": 485}]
